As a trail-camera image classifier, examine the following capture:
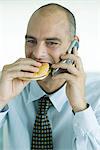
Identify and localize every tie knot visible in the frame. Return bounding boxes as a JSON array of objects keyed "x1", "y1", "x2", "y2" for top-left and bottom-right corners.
[{"x1": 38, "y1": 95, "x2": 52, "y2": 115}]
